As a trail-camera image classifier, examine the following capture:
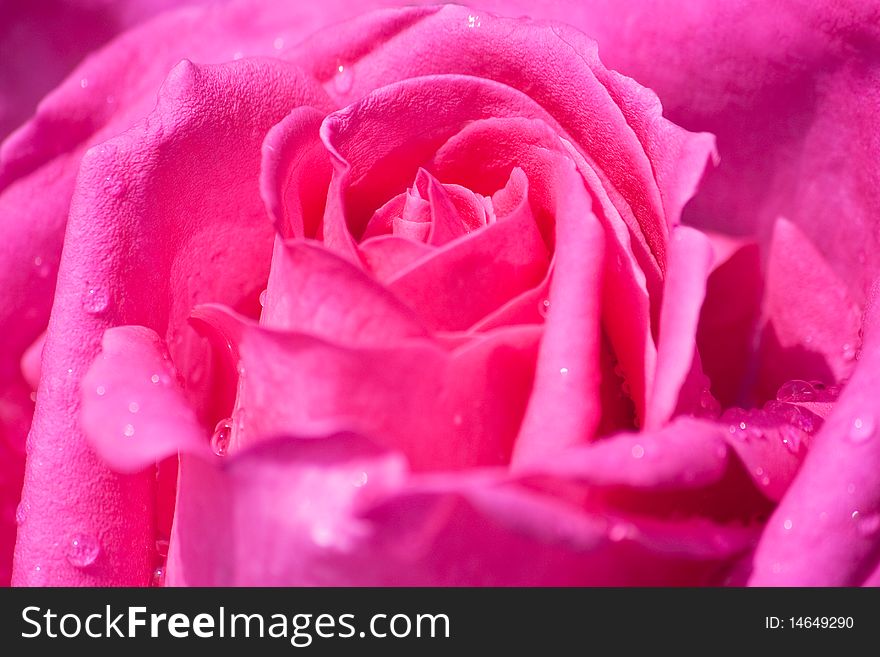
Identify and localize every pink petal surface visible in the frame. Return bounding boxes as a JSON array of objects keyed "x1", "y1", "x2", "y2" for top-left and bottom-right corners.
[
  {"x1": 756, "y1": 217, "x2": 862, "y2": 401},
  {"x1": 260, "y1": 106, "x2": 330, "y2": 240},
  {"x1": 192, "y1": 306, "x2": 540, "y2": 470},
  {"x1": 572, "y1": 1, "x2": 880, "y2": 308},
  {"x1": 645, "y1": 226, "x2": 714, "y2": 429},
  {"x1": 514, "y1": 160, "x2": 603, "y2": 463},
  {"x1": 522, "y1": 418, "x2": 730, "y2": 491},
  {"x1": 80, "y1": 326, "x2": 208, "y2": 473},
  {"x1": 292, "y1": 4, "x2": 715, "y2": 274},
  {"x1": 14, "y1": 58, "x2": 328, "y2": 585},
  {"x1": 0, "y1": 0, "x2": 205, "y2": 141},
  {"x1": 750, "y1": 284, "x2": 880, "y2": 585},
  {"x1": 260, "y1": 239, "x2": 429, "y2": 344},
  {"x1": 165, "y1": 433, "x2": 756, "y2": 586}
]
